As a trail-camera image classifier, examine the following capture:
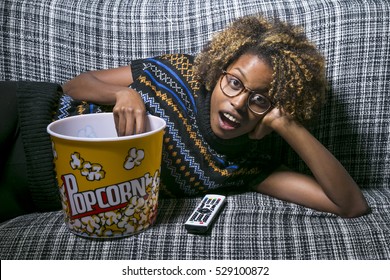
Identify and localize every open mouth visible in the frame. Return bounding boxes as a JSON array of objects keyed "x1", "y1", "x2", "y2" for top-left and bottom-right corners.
[{"x1": 220, "y1": 112, "x2": 241, "y2": 129}]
